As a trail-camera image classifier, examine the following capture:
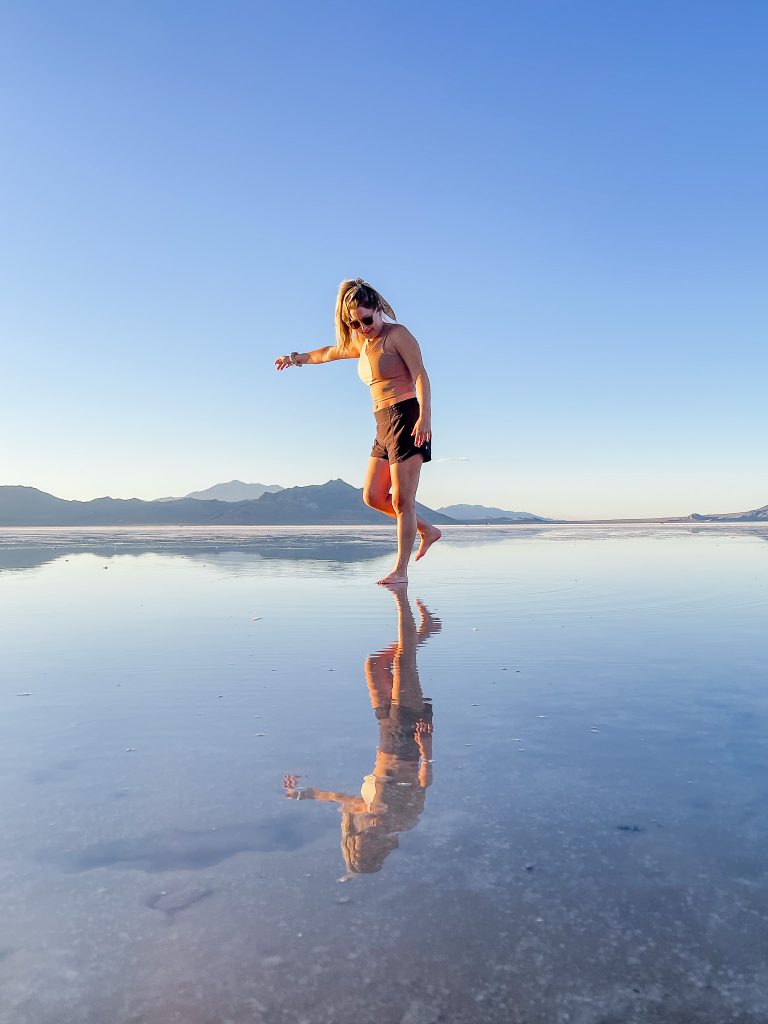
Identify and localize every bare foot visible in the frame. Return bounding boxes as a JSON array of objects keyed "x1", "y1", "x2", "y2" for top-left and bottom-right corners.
[
  {"x1": 377, "y1": 570, "x2": 408, "y2": 586},
  {"x1": 415, "y1": 526, "x2": 442, "y2": 561},
  {"x1": 415, "y1": 599, "x2": 442, "y2": 636}
]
